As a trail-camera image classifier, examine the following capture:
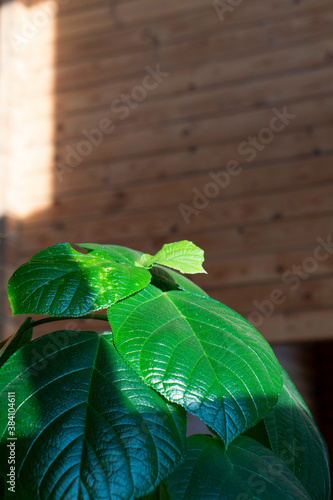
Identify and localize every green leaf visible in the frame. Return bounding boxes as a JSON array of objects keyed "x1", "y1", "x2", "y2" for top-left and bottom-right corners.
[
  {"x1": 139, "y1": 241, "x2": 207, "y2": 274},
  {"x1": 165, "y1": 434, "x2": 312, "y2": 499},
  {"x1": 150, "y1": 265, "x2": 208, "y2": 297},
  {"x1": 108, "y1": 285, "x2": 282, "y2": 446},
  {"x1": 0, "y1": 331, "x2": 186, "y2": 499},
  {"x1": 78, "y1": 243, "x2": 143, "y2": 266},
  {"x1": 0, "y1": 317, "x2": 33, "y2": 369},
  {"x1": 8, "y1": 243, "x2": 151, "y2": 317},
  {"x1": 78, "y1": 243, "x2": 208, "y2": 295},
  {"x1": 264, "y1": 369, "x2": 331, "y2": 500}
]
